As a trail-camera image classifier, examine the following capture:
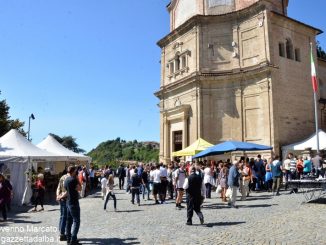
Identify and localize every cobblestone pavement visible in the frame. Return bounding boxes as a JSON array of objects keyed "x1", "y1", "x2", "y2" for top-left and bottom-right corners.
[{"x1": 1, "y1": 184, "x2": 326, "y2": 245}]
